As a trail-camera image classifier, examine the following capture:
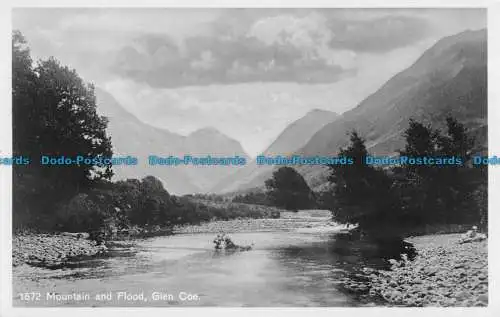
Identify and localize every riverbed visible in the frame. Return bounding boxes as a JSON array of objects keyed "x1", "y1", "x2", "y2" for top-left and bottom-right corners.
[{"x1": 12, "y1": 211, "x2": 406, "y2": 307}]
